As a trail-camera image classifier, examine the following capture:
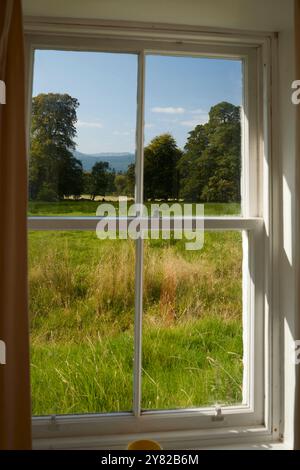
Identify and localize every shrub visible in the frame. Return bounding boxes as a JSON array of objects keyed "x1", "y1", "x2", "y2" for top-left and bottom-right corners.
[{"x1": 37, "y1": 183, "x2": 59, "y2": 202}]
